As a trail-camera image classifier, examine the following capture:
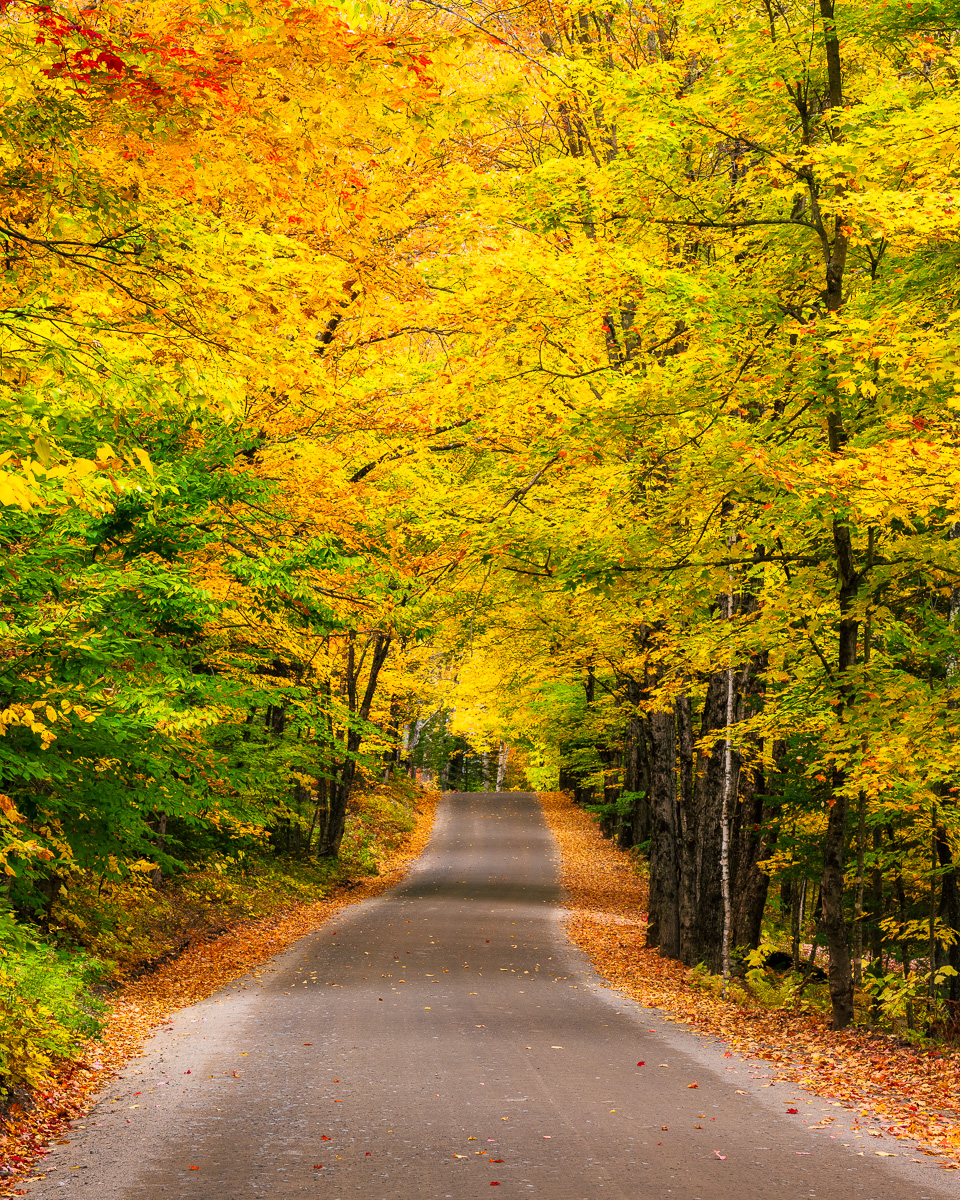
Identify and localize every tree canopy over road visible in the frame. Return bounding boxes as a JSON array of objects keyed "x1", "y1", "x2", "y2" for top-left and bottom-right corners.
[{"x1": 2, "y1": 0, "x2": 960, "y2": 1086}]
